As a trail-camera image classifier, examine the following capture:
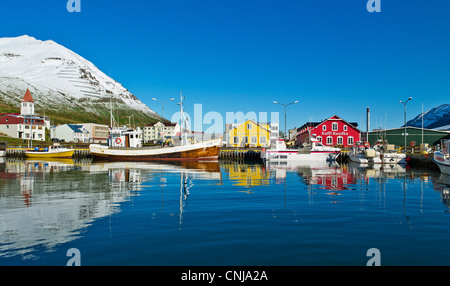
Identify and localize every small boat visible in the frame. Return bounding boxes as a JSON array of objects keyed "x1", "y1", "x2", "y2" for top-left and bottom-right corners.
[
  {"x1": 348, "y1": 142, "x2": 382, "y2": 164},
  {"x1": 260, "y1": 136, "x2": 341, "y2": 162},
  {"x1": 433, "y1": 140, "x2": 450, "y2": 175},
  {"x1": 24, "y1": 144, "x2": 75, "y2": 159},
  {"x1": 381, "y1": 152, "x2": 407, "y2": 164},
  {"x1": 0, "y1": 142, "x2": 7, "y2": 157}
]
